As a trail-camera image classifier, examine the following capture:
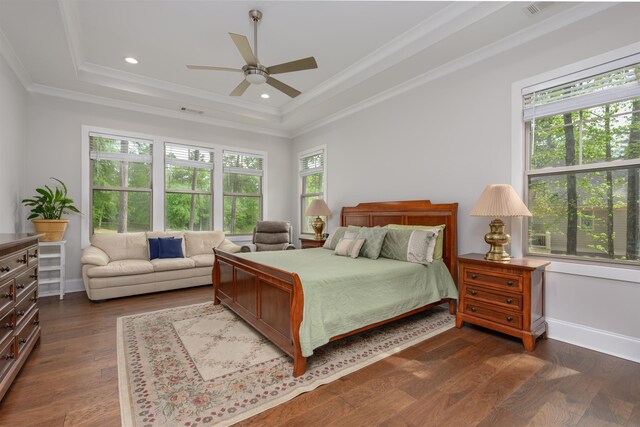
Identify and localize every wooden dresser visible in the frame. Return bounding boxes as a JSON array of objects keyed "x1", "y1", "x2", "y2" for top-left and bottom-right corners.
[
  {"x1": 0, "y1": 234, "x2": 42, "y2": 401},
  {"x1": 456, "y1": 253, "x2": 549, "y2": 351}
]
